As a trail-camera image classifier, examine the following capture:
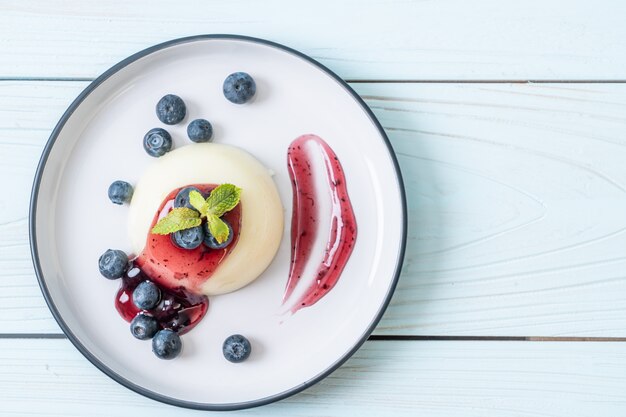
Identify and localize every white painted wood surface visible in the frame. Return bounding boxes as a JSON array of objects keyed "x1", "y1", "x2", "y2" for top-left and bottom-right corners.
[
  {"x1": 1, "y1": 339, "x2": 625, "y2": 416},
  {"x1": 1, "y1": 1, "x2": 626, "y2": 80},
  {"x1": 3, "y1": 81, "x2": 626, "y2": 336},
  {"x1": 3, "y1": 1, "x2": 626, "y2": 414}
]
